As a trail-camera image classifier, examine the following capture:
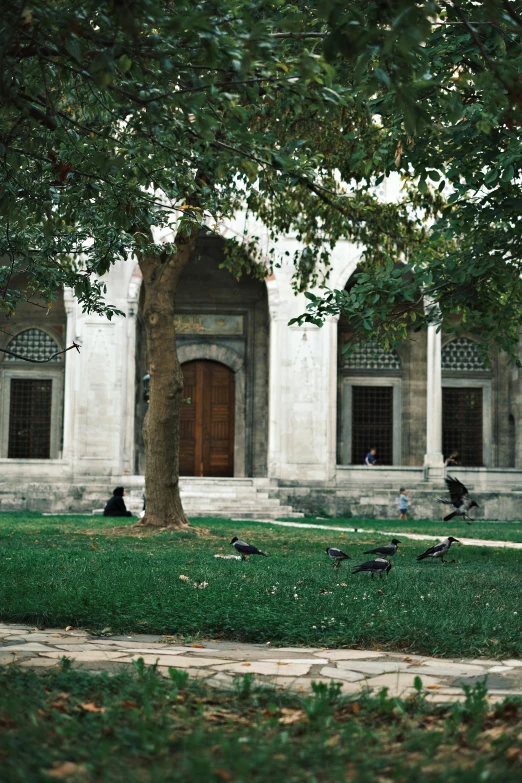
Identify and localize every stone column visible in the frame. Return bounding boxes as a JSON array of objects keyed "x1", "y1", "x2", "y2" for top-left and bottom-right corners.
[{"x1": 424, "y1": 322, "x2": 444, "y2": 476}]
